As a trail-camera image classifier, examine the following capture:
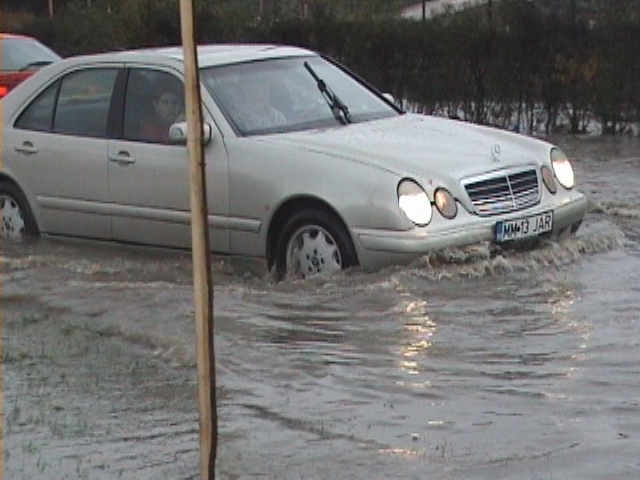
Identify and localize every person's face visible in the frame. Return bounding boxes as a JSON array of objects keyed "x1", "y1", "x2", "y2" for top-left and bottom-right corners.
[{"x1": 154, "y1": 91, "x2": 182, "y2": 123}]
